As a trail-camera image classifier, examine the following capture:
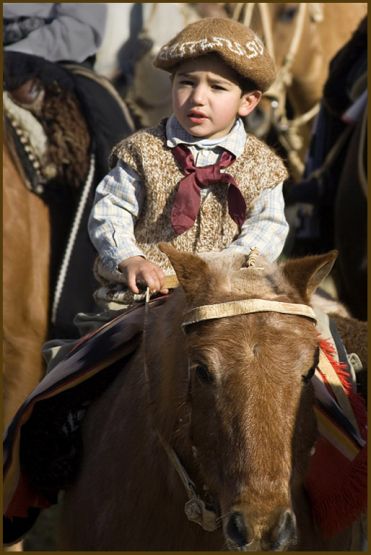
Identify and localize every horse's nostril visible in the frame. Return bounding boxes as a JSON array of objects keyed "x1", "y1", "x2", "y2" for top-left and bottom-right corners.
[
  {"x1": 267, "y1": 509, "x2": 297, "y2": 551},
  {"x1": 226, "y1": 511, "x2": 249, "y2": 547}
]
